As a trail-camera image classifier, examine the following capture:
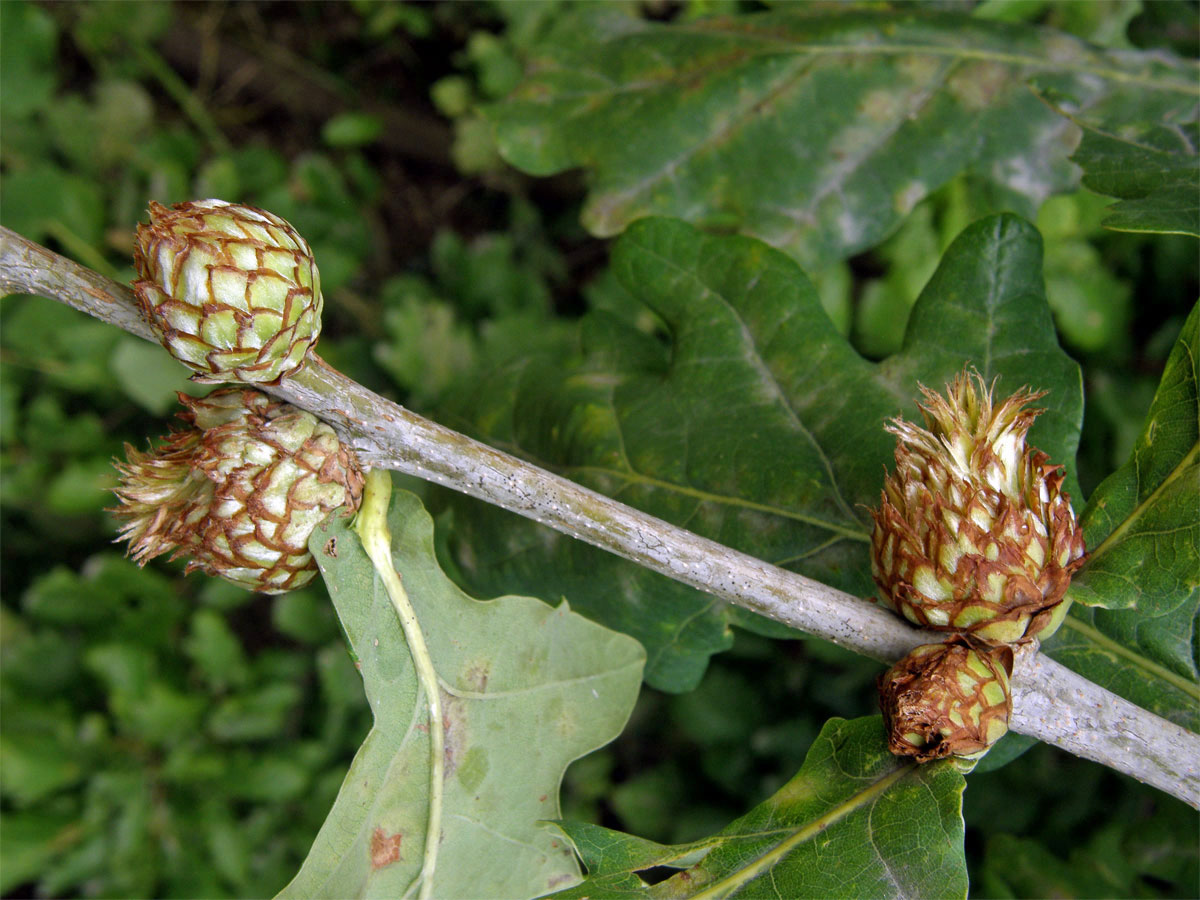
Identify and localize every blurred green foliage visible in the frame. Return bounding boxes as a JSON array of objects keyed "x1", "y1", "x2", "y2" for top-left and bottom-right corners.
[
  {"x1": 0, "y1": 553, "x2": 367, "y2": 896},
  {"x1": 1, "y1": 1, "x2": 1195, "y2": 897}
]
